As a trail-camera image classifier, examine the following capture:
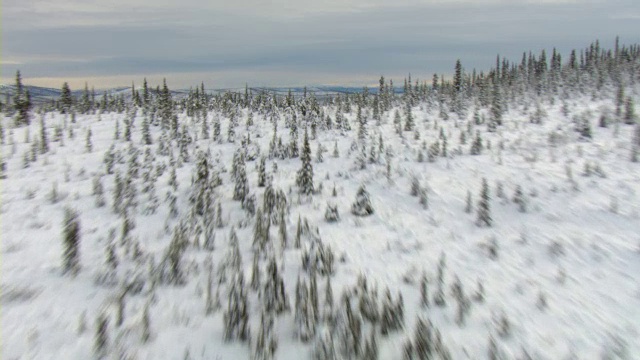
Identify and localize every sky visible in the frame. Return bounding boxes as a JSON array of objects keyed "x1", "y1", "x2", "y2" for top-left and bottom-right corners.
[{"x1": 2, "y1": 0, "x2": 639, "y2": 90}]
